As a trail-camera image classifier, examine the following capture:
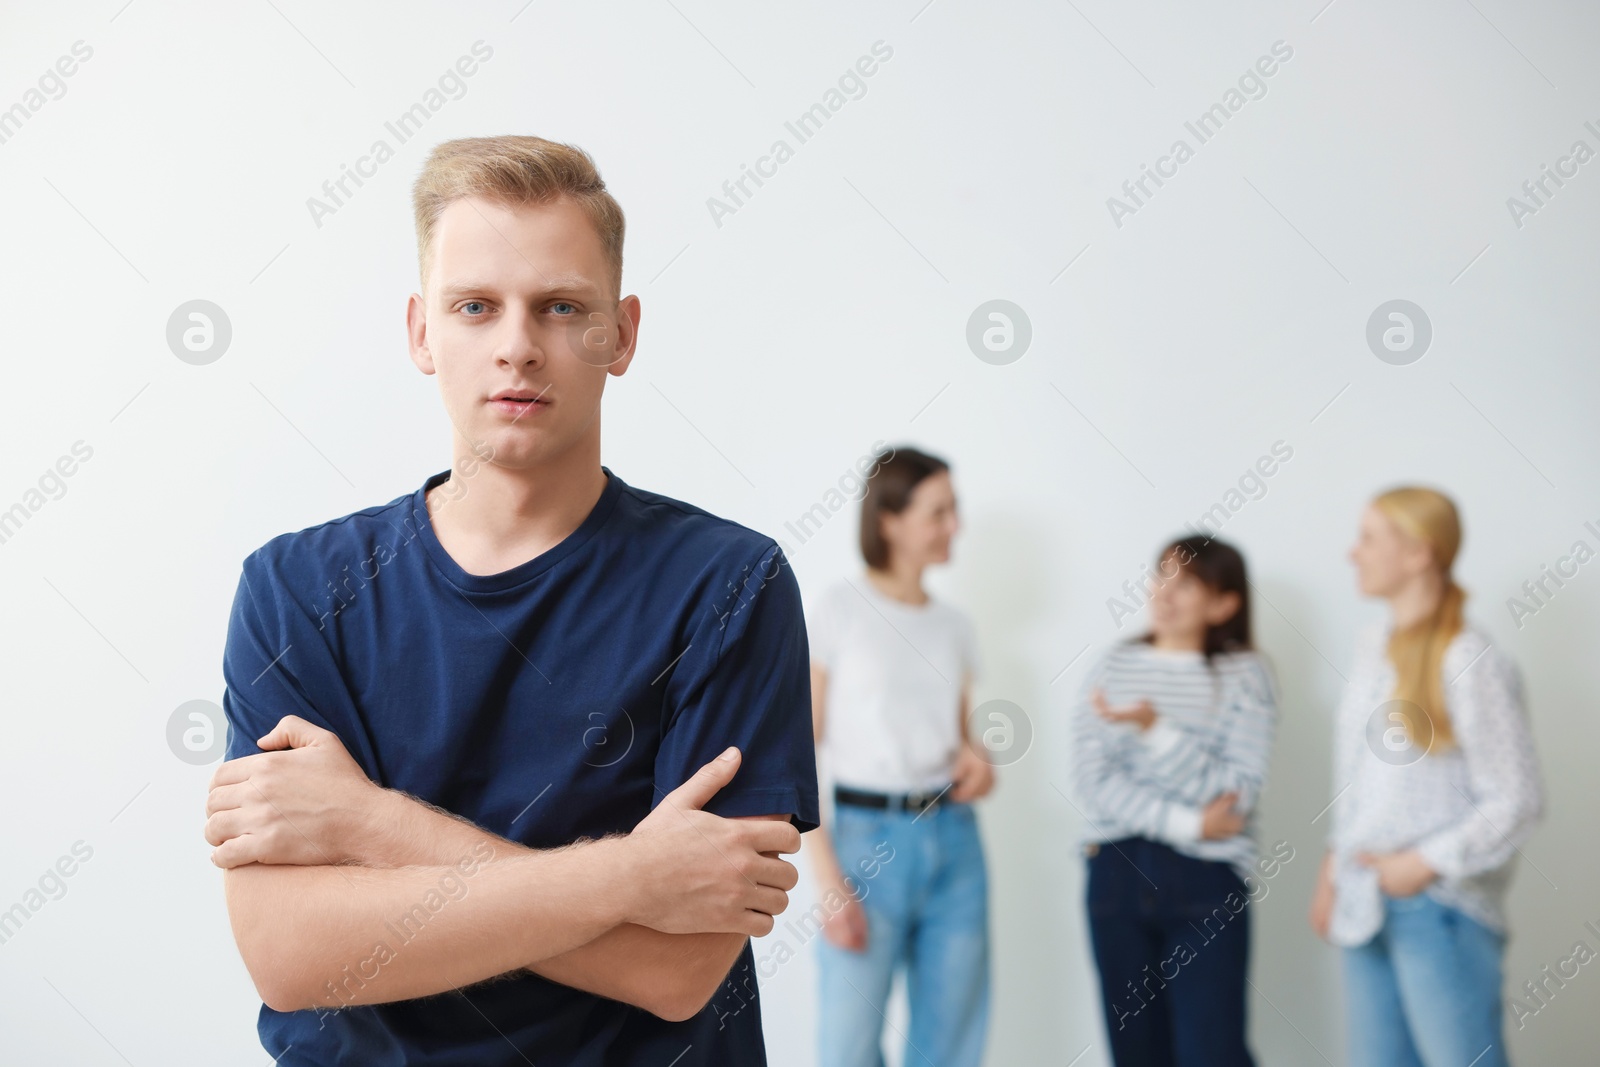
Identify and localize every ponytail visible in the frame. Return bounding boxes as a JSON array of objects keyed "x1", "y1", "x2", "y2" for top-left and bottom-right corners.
[{"x1": 1374, "y1": 487, "x2": 1465, "y2": 751}]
